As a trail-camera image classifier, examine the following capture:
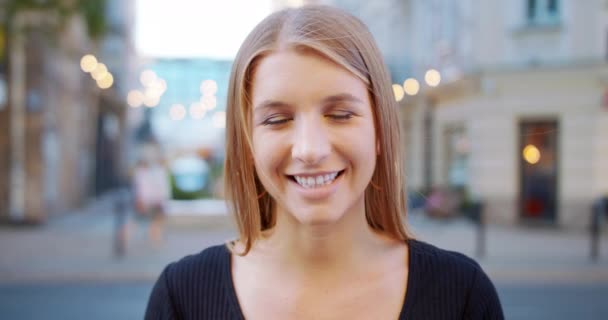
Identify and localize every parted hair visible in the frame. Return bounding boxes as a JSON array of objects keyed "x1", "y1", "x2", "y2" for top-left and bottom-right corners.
[{"x1": 224, "y1": 5, "x2": 411, "y2": 255}]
